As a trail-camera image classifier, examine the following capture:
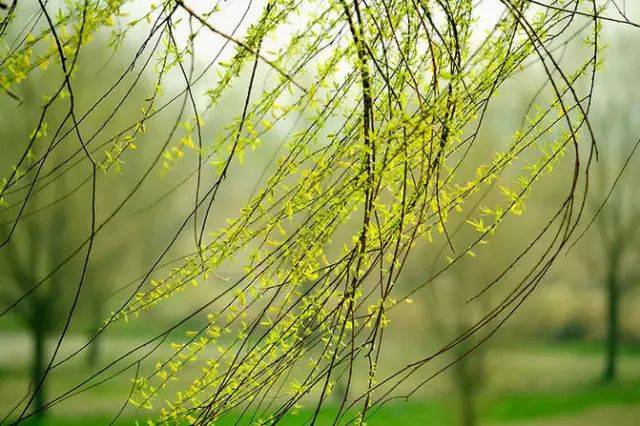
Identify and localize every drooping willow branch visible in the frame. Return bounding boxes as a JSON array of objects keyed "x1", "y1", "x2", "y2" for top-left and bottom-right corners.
[{"x1": 0, "y1": 0, "x2": 637, "y2": 425}]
